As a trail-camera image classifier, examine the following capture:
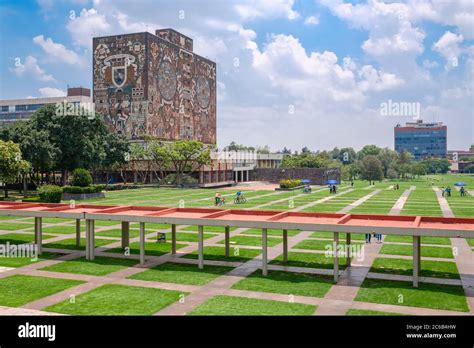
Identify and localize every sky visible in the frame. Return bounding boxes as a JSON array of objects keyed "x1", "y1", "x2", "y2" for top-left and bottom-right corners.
[{"x1": 0, "y1": 0, "x2": 473, "y2": 152}]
